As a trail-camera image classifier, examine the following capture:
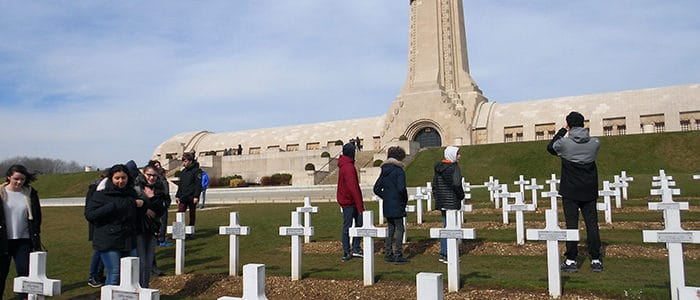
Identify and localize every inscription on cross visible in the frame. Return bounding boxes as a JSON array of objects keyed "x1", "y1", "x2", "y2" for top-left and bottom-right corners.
[
  {"x1": 167, "y1": 212, "x2": 195, "y2": 275},
  {"x1": 13, "y1": 251, "x2": 61, "y2": 299},
  {"x1": 278, "y1": 211, "x2": 313, "y2": 281},
  {"x1": 295, "y1": 197, "x2": 319, "y2": 243},
  {"x1": 219, "y1": 212, "x2": 251, "y2": 276},
  {"x1": 526, "y1": 209, "x2": 579, "y2": 299},
  {"x1": 349, "y1": 211, "x2": 387, "y2": 286},
  {"x1": 100, "y1": 257, "x2": 160, "y2": 300},
  {"x1": 410, "y1": 187, "x2": 425, "y2": 224},
  {"x1": 429, "y1": 210, "x2": 476, "y2": 292}
]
